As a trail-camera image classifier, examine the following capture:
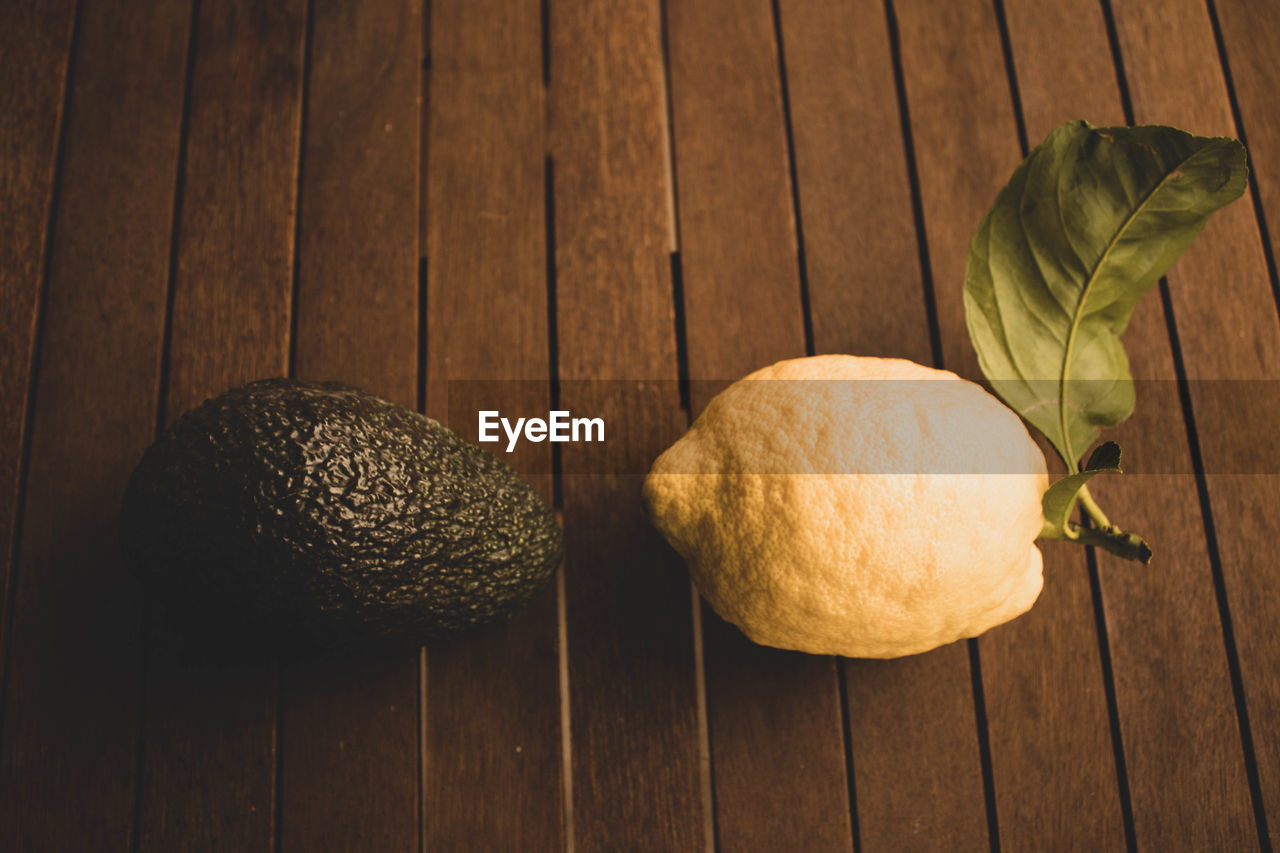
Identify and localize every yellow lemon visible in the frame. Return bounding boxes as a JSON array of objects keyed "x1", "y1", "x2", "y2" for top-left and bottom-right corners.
[{"x1": 643, "y1": 355, "x2": 1048, "y2": 658}]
